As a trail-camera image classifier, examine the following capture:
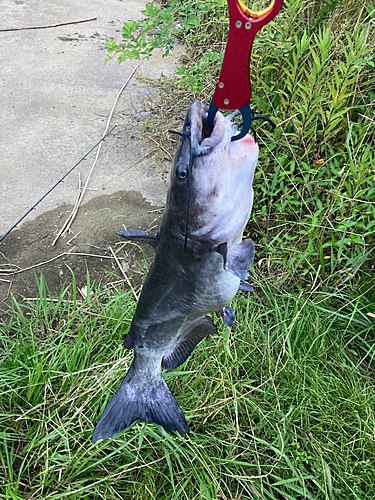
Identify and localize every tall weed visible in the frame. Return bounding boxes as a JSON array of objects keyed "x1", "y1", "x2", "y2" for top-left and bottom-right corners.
[{"x1": 1, "y1": 276, "x2": 374, "y2": 499}]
